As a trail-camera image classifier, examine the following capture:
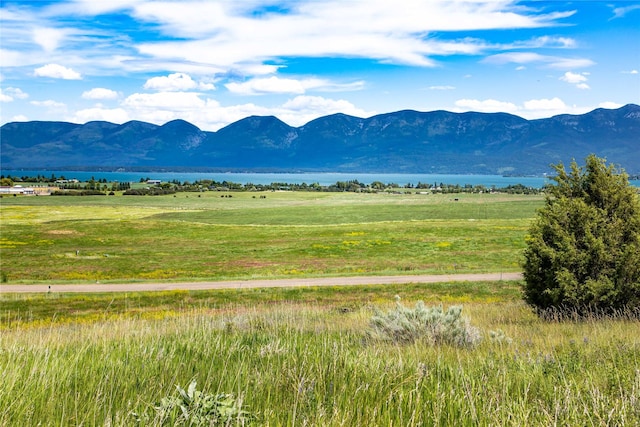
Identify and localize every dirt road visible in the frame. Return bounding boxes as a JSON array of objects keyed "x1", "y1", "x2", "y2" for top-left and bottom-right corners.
[{"x1": 0, "y1": 272, "x2": 522, "y2": 293}]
